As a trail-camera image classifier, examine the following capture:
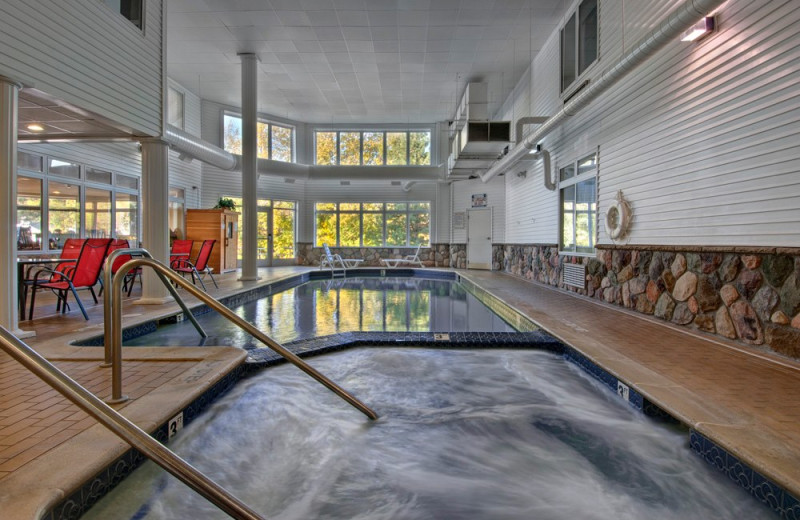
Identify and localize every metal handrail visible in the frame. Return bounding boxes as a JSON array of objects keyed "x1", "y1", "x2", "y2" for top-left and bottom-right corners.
[
  {"x1": 103, "y1": 248, "x2": 207, "y2": 368},
  {"x1": 109, "y1": 256, "x2": 379, "y2": 420},
  {"x1": 0, "y1": 326, "x2": 264, "y2": 520}
]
